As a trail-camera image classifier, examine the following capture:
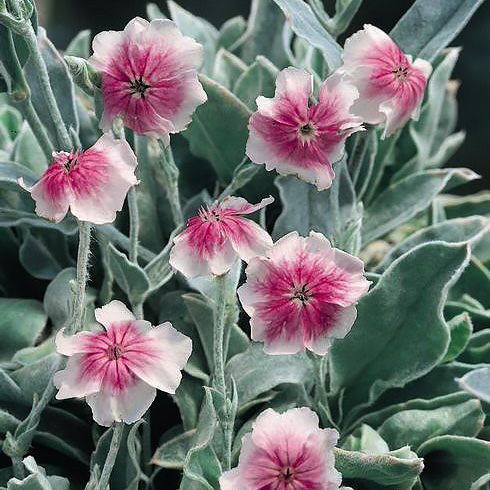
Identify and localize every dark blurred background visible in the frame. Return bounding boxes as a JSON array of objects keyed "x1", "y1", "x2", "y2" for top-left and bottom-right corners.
[{"x1": 39, "y1": 0, "x2": 490, "y2": 189}]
